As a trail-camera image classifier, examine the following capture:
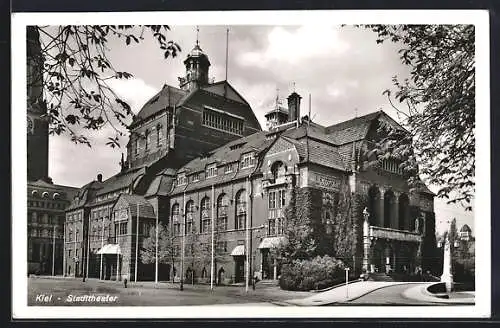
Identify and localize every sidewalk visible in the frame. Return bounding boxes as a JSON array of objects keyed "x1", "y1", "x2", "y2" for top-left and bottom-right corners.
[{"x1": 281, "y1": 281, "x2": 412, "y2": 306}]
